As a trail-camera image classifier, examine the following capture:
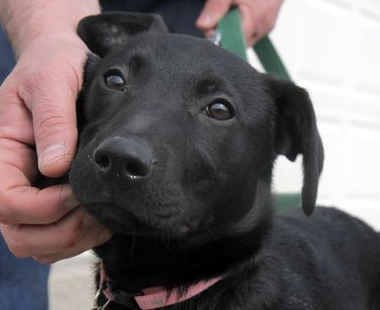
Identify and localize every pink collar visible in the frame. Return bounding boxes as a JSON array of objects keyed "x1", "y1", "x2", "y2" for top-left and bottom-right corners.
[{"x1": 96, "y1": 263, "x2": 223, "y2": 310}]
